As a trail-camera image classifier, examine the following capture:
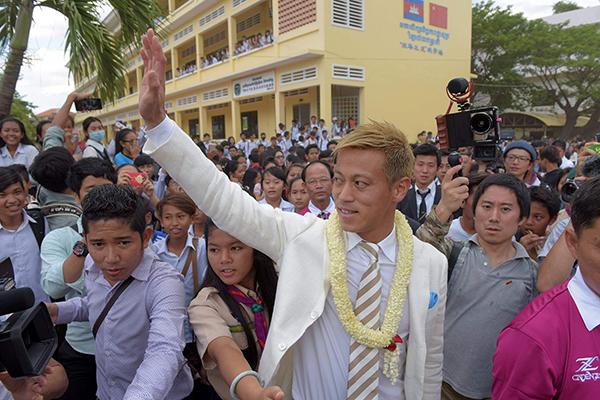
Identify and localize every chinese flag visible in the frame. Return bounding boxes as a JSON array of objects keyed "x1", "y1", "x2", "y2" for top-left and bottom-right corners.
[{"x1": 430, "y1": 3, "x2": 448, "y2": 29}]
